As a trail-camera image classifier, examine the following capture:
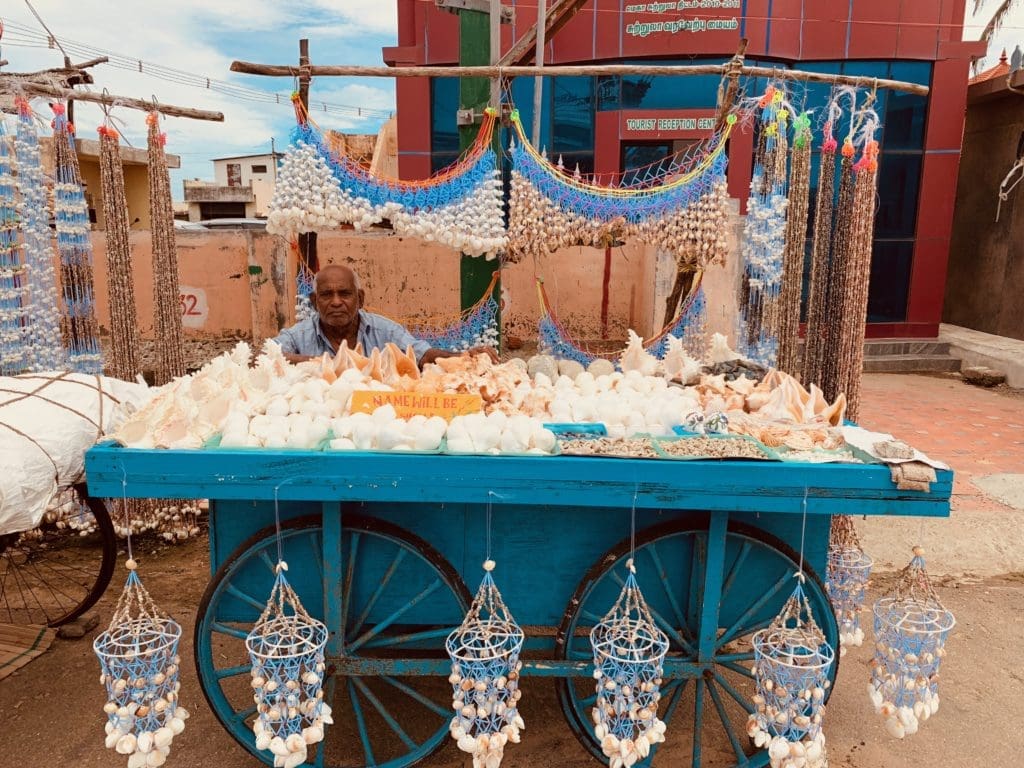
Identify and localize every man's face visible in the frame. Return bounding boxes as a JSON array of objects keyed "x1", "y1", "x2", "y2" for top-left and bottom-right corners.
[{"x1": 315, "y1": 270, "x2": 363, "y2": 330}]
